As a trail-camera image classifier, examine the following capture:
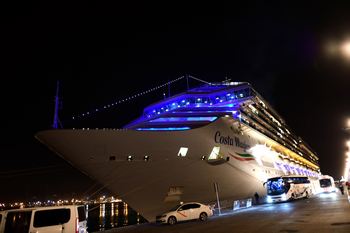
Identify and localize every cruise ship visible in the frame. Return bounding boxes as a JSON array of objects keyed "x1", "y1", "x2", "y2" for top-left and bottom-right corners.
[{"x1": 36, "y1": 81, "x2": 320, "y2": 221}]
